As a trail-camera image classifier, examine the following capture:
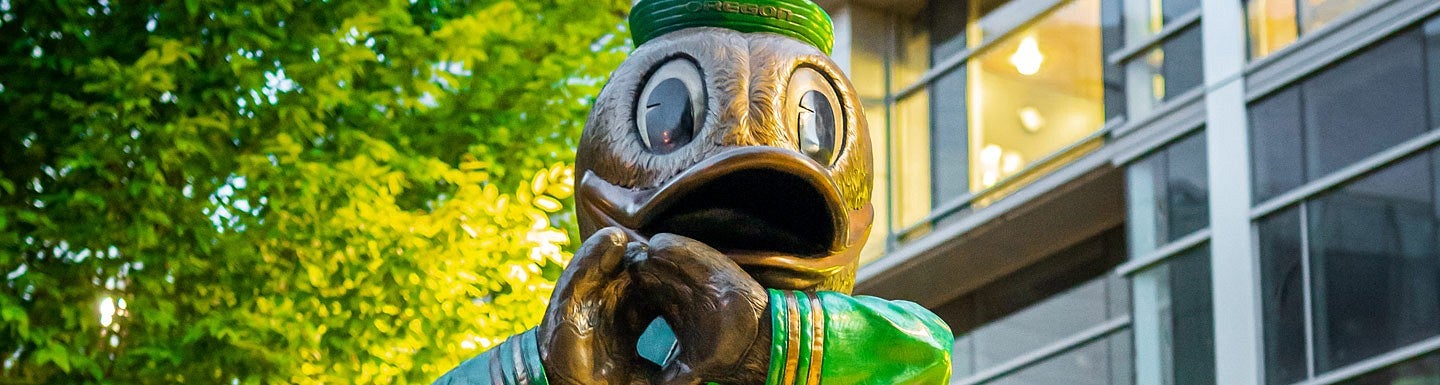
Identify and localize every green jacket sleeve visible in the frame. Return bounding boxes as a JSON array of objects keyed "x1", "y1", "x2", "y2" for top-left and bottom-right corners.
[
  {"x1": 765, "y1": 289, "x2": 954, "y2": 385},
  {"x1": 433, "y1": 328, "x2": 549, "y2": 385}
]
